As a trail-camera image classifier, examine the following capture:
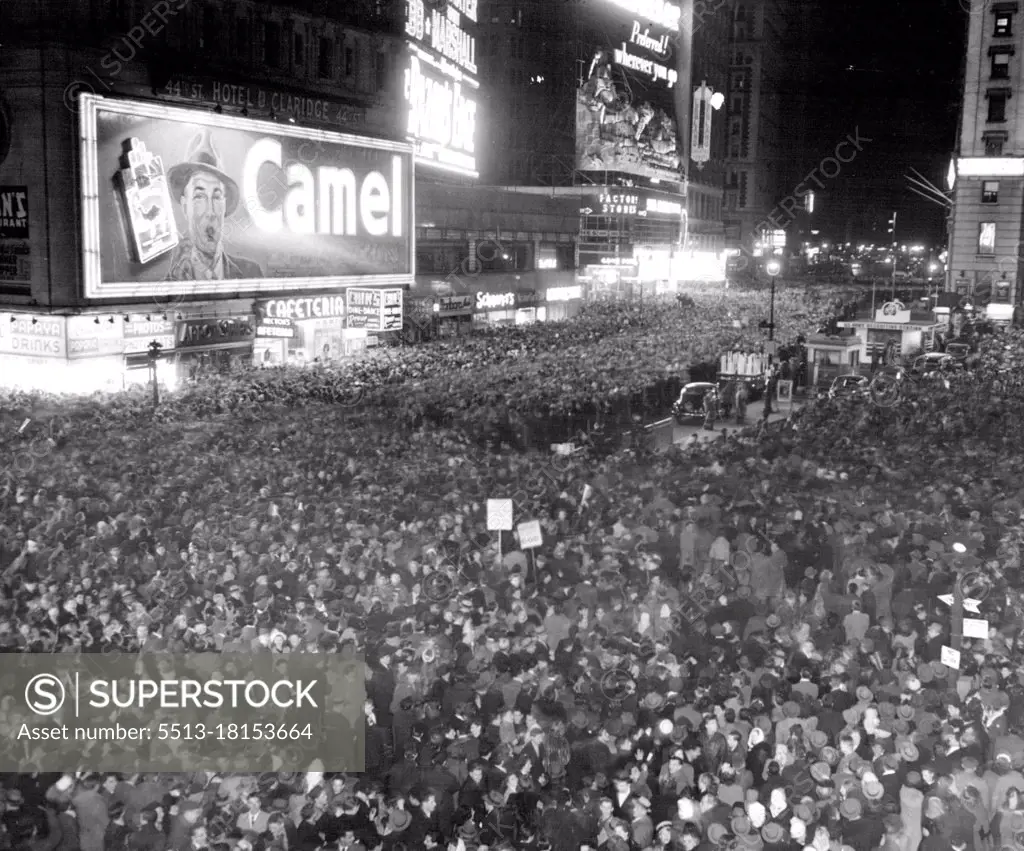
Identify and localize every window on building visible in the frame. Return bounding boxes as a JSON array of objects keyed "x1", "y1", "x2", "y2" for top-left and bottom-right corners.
[
  {"x1": 318, "y1": 37, "x2": 333, "y2": 78},
  {"x1": 108, "y1": 0, "x2": 129, "y2": 26},
  {"x1": 995, "y1": 281, "x2": 1012, "y2": 302},
  {"x1": 415, "y1": 245, "x2": 469, "y2": 275},
  {"x1": 294, "y1": 32, "x2": 306, "y2": 69},
  {"x1": 979, "y1": 222, "x2": 997, "y2": 255},
  {"x1": 988, "y1": 91, "x2": 1009, "y2": 122},
  {"x1": 479, "y1": 244, "x2": 530, "y2": 272},
  {"x1": 344, "y1": 46, "x2": 355, "y2": 77},
  {"x1": 995, "y1": 12, "x2": 1013, "y2": 36},
  {"x1": 983, "y1": 180, "x2": 1000, "y2": 203},
  {"x1": 264, "y1": 21, "x2": 281, "y2": 67},
  {"x1": 236, "y1": 18, "x2": 251, "y2": 61},
  {"x1": 985, "y1": 133, "x2": 1006, "y2": 155},
  {"x1": 992, "y1": 52, "x2": 1011, "y2": 78},
  {"x1": 375, "y1": 51, "x2": 387, "y2": 90},
  {"x1": 200, "y1": 5, "x2": 218, "y2": 52}
]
